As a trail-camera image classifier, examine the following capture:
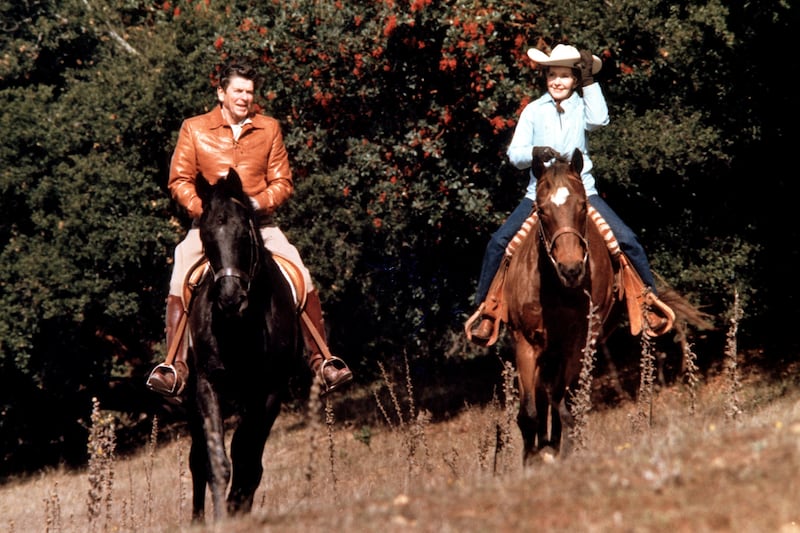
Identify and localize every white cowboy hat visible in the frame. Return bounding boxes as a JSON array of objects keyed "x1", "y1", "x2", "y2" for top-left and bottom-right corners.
[{"x1": 527, "y1": 44, "x2": 602, "y2": 75}]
